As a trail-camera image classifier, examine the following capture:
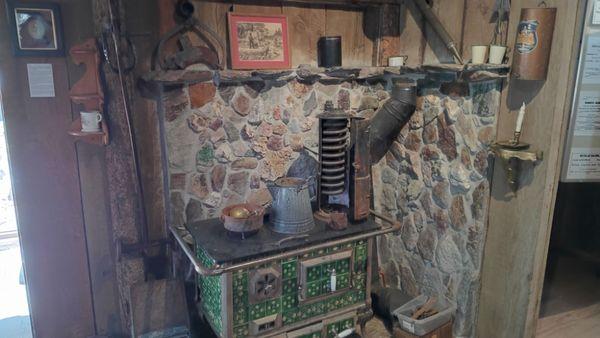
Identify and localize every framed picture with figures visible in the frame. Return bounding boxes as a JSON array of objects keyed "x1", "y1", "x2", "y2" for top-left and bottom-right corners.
[{"x1": 228, "y1": 13, "x2": 291, "y2": 70}]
